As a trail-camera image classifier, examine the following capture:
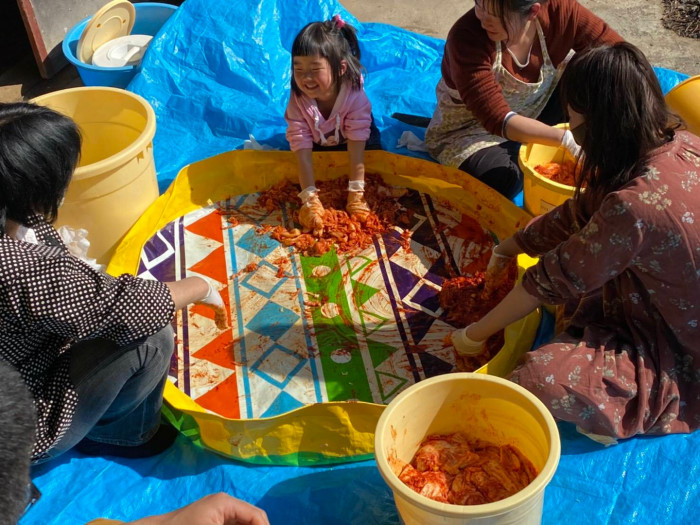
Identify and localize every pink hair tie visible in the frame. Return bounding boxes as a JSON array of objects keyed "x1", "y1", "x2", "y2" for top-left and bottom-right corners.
[{"x1": 332, "y1": 14, "x2": 346, "y2": 29}]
